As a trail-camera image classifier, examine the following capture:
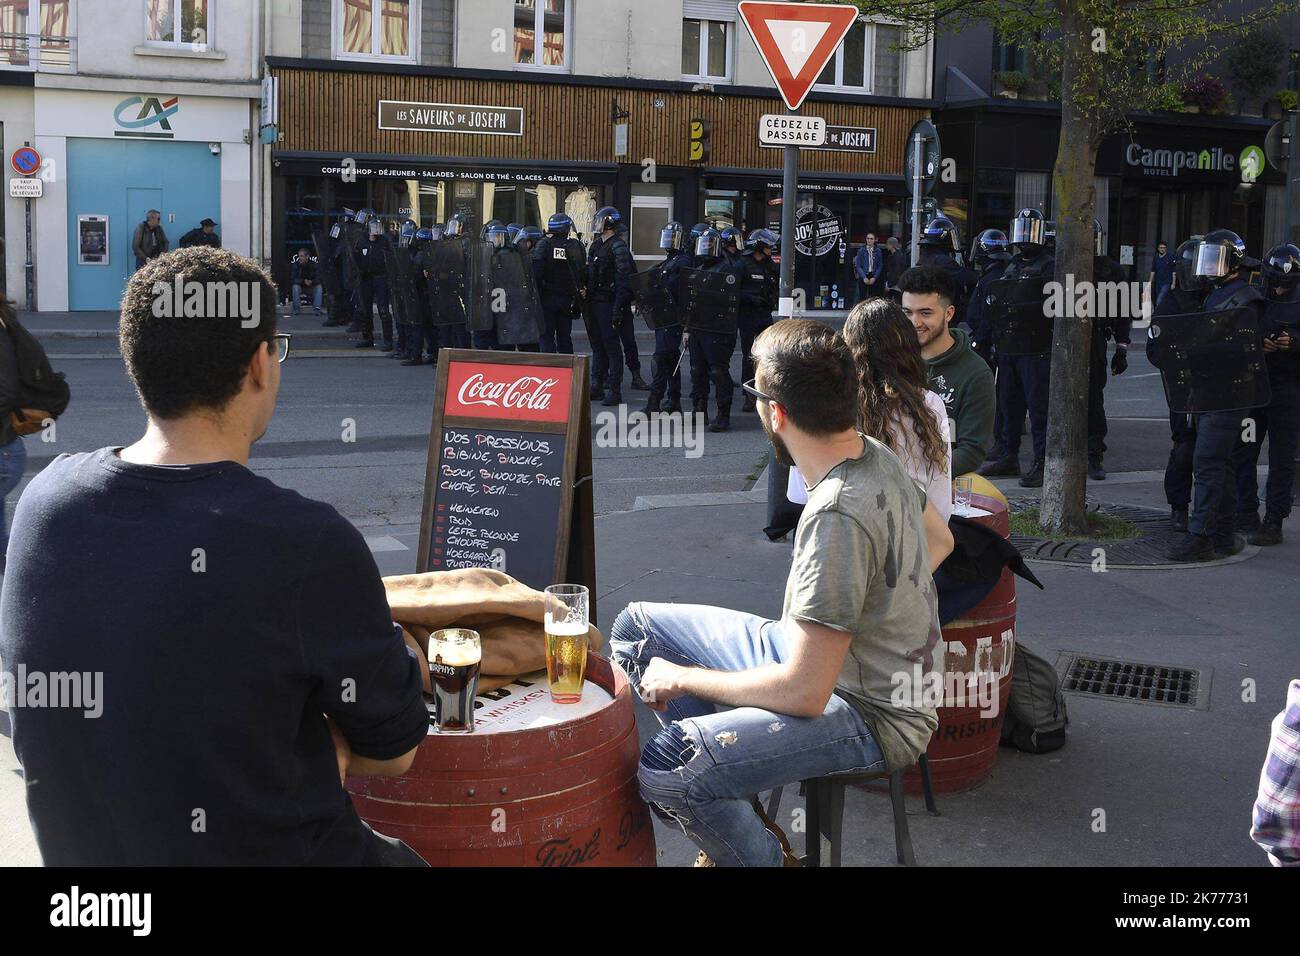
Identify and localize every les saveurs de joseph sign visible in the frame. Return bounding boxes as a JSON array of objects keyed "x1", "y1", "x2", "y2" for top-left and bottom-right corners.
[{"x1": 379, "y1": 100, "x2": 525, "y2": 136}]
